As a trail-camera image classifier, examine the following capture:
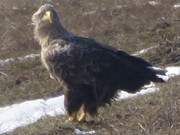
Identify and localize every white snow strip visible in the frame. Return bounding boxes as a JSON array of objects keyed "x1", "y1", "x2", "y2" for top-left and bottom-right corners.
[
  {"x1": 0, "y1": 71, "x2": 8, "y2": 77},
  {"x1": 118, "y1": 82, "x2": 159, "y2": 100},
  {"x1": 0, "y1": 66, "x2": 179, "y2": 134},
  {"x1": 0, "y1": 96, "x2": 65, "y2": 134},
  {"x1": 133, "y1": 46, "x2": 158, "y2": 56},
  {"x1": 148, "y1": 1, "x2": 159, "y2": 6},
  {"x1": 157, "y1": 66, "x2": 180, "y2": 81},
  {"x1": 0, "y1": 54, "x2": 39, "y2": 67},
  {"x1": 74, "y1": 128, "x2": 96, "y2": 135},
  {"x1": 174, "y1": 4, "x2": 180, "y2": 9},
  {"x1": 118, "y1": 66, "x2": 180, "y2": 100},
  {"x1": 165, "y1": 67, "x2": 180, "y2": 78},
  {"x1": 83, "y1": 10, "x2": 97, "y2": 16}
]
